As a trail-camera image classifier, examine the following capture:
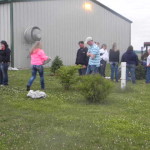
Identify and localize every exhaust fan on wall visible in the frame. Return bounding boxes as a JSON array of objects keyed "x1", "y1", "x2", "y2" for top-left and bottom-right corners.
[{"x1": 24, "y1": 26, "x2": 42, "y2": 43}]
